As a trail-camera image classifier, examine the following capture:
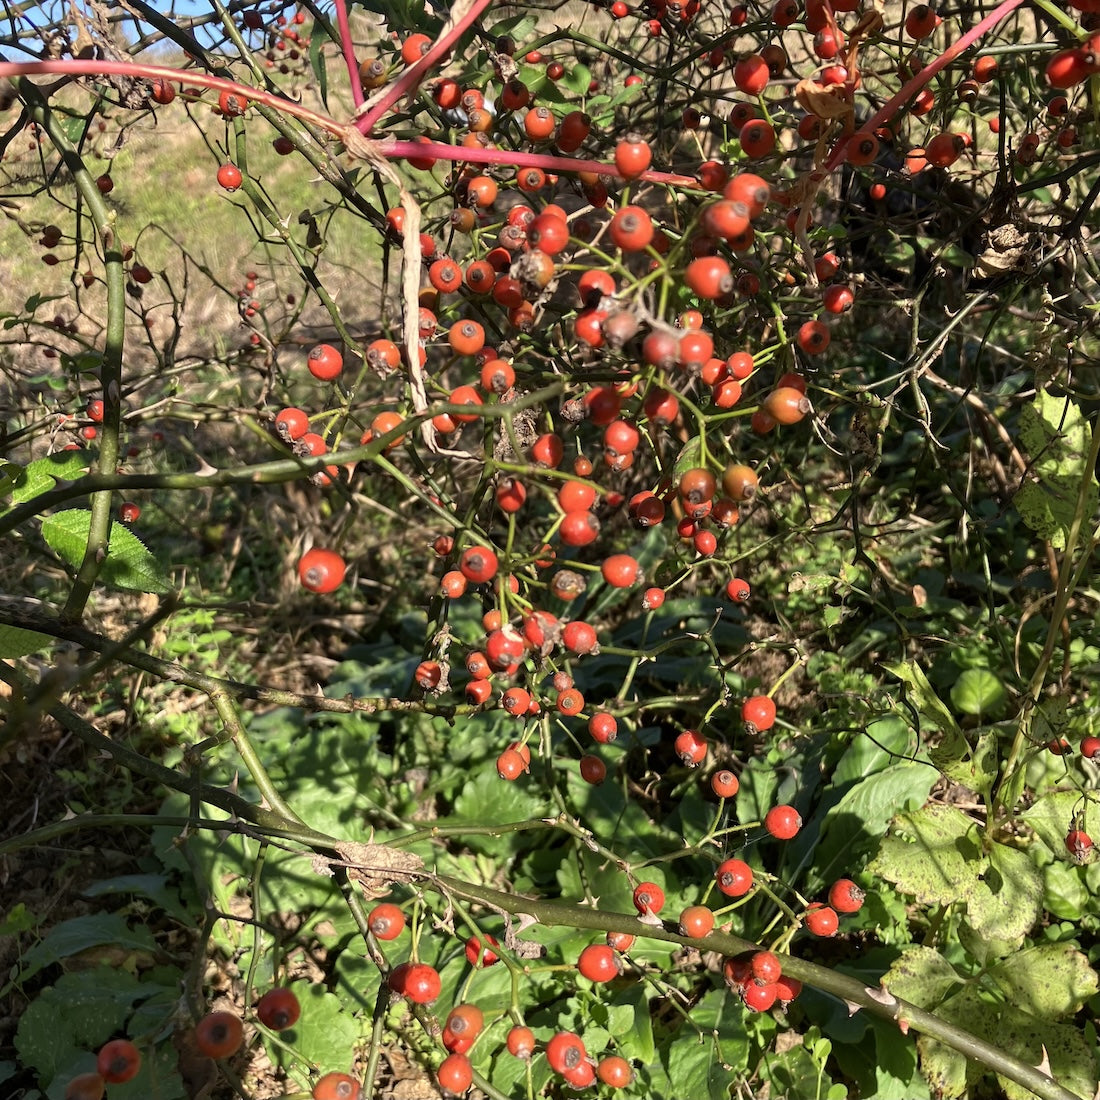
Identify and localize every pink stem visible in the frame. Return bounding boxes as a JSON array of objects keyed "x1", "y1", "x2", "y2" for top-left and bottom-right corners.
[
  {"x1": 333, "y1": 0, "x2": 364, "y2": 109},
  {"x1": 380, "y1": 138, "x2": 700, "y2": 186},
  {"x1": 0, "y1": 59, "x2": 699, "y2": 187},
  {"x1": 825, "y1": 0, "x2": 1028, "y2": 170},
  {"x1": 0, "y1": 60, "x2": 341, "y2": 134},
  {"x1": 354, "y1": 0, "x2": 495, "y2": 136}
]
